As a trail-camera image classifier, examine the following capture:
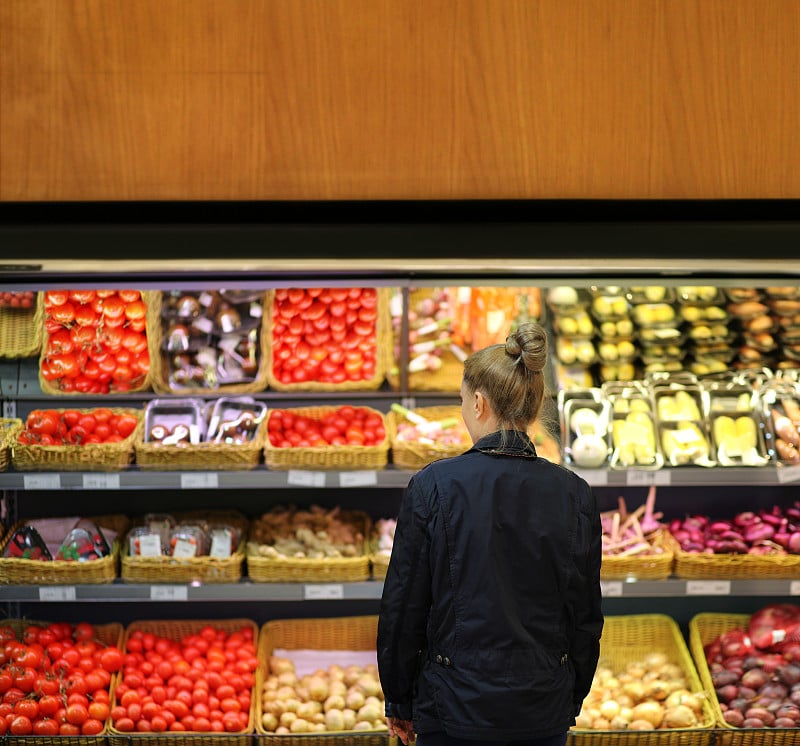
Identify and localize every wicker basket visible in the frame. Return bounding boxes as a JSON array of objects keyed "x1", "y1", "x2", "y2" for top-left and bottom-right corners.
[
  {"x1": 570, "y1": 614, "x2": 716, "y2": 746},
  {"x1": 255, "y1": 615, "x2": 394, "y2": 745},
  {"x1": 247, "y1": 510, "x2": 371, "y2": 583},
  {"x1": 135, "y1": 415, "x2": 268, "y2": 471},
  {"x1": 370, "y1": 552, "x2": 391, "y2": 581},
  {"x1": 666, "y1": 532, "x2": 800, "y2": 580},
  {"x1": 0, "y1": 293, "x2": 44, "y2": 359},
  {"x1": 263, "y1": 406, "x2": 389, "y2": 471},
  {"x1": 0, "y1": 513, "x2": 129, "y2": 585},
  {"x1": 0, "y1": 417, "x2": 23, "y2": 471},
  {"x1": 109, "y1": 619, "x2": 258, "y2": 746},
  {"x1": 10, "y1": 408, "x2": 143, "y2": 472},
  {"x1": 38, "y1": 291, "x2": 155, "y2": 396},
  {"x1": 600, "y1": 529, "x2": 675, "y2": 581},
  {"x1": 265, "y1": 288, "x2": 392, "y2": 392},
  {"x1": 147, "y1": 290, "x2": 271, "y2": 395},
  {"x1": 0, "y1": 618, "x2": 123, "y2": 744},
  {"x1": 387, "y1": 405, "x2": 469, "y2": 470},
  {"x1": 687, "y1": 612, "x2": 800, "y2": 746},
  {"x1": 121, "y1": 511, "x2": 248, "y2": 584}
]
